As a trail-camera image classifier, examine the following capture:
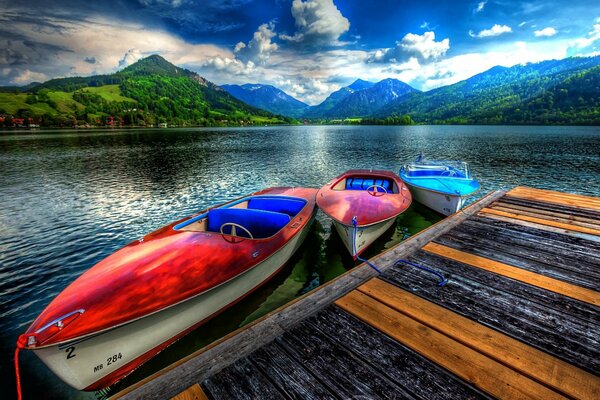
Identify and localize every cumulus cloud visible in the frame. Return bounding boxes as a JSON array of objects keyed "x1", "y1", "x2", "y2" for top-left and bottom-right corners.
[
  {"x1": 234, "y1": 22, "x2": 278, "y2": 64},
  {"x1": 475, "y1": 1, "x2": 487, "y2": 13},
  {"x1": 534, "y1": 27, "x2": 557, "y2": 37},
  {"x1": 469, "y1": 24, "x2": 512, "y2": 38},
  {"x1": 569, "y1": 18, "x2": 600, "y2": 51},
  {"x1": 280, "y1": 0, "x2": 350, "y2": 46},
  {"x1": 368, "y1": 31, "x2": 450, "y2": 64}
]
